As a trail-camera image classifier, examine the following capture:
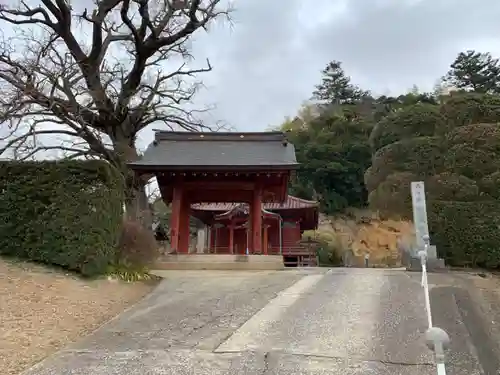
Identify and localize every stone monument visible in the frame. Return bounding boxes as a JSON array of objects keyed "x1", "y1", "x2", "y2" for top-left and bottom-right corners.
[{"x1": 406, "y1": 182, "x2": 446, "y2": 272}]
